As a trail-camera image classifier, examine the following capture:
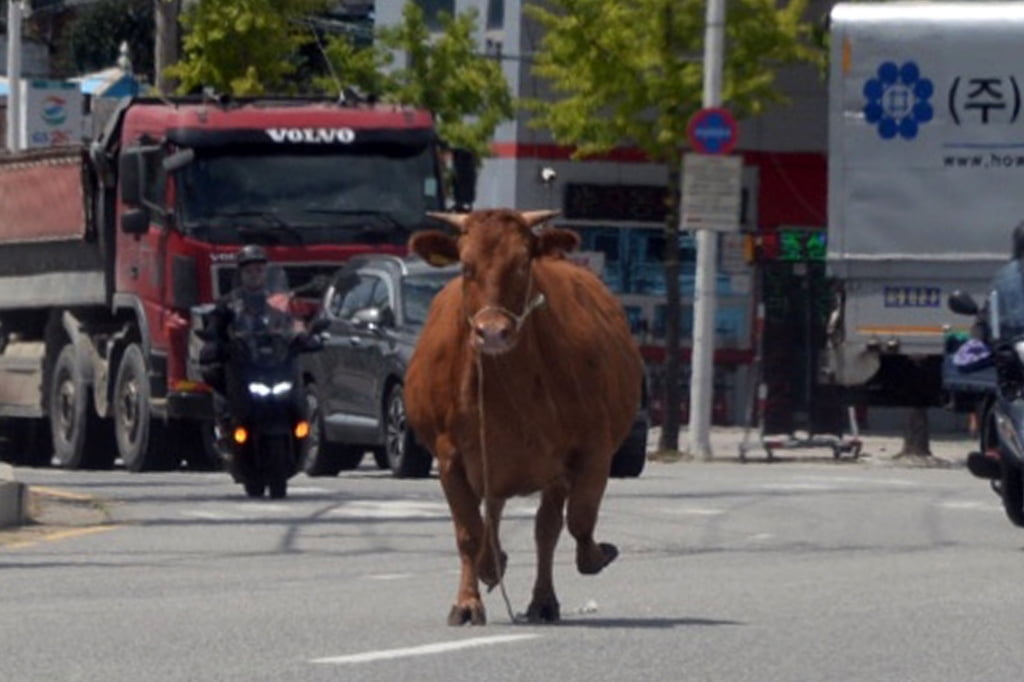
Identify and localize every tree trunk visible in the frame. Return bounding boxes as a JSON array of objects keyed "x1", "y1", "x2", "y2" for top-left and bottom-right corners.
[
  {"x1": 658, "y1": 152, "x2": 683, "y2": 453},
  {"x1": 155, "y1": 0, "x2": 181, "y2": 94},
  {"x1": 900, "y1": 406, "x2": 932, "y2": 456}
]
